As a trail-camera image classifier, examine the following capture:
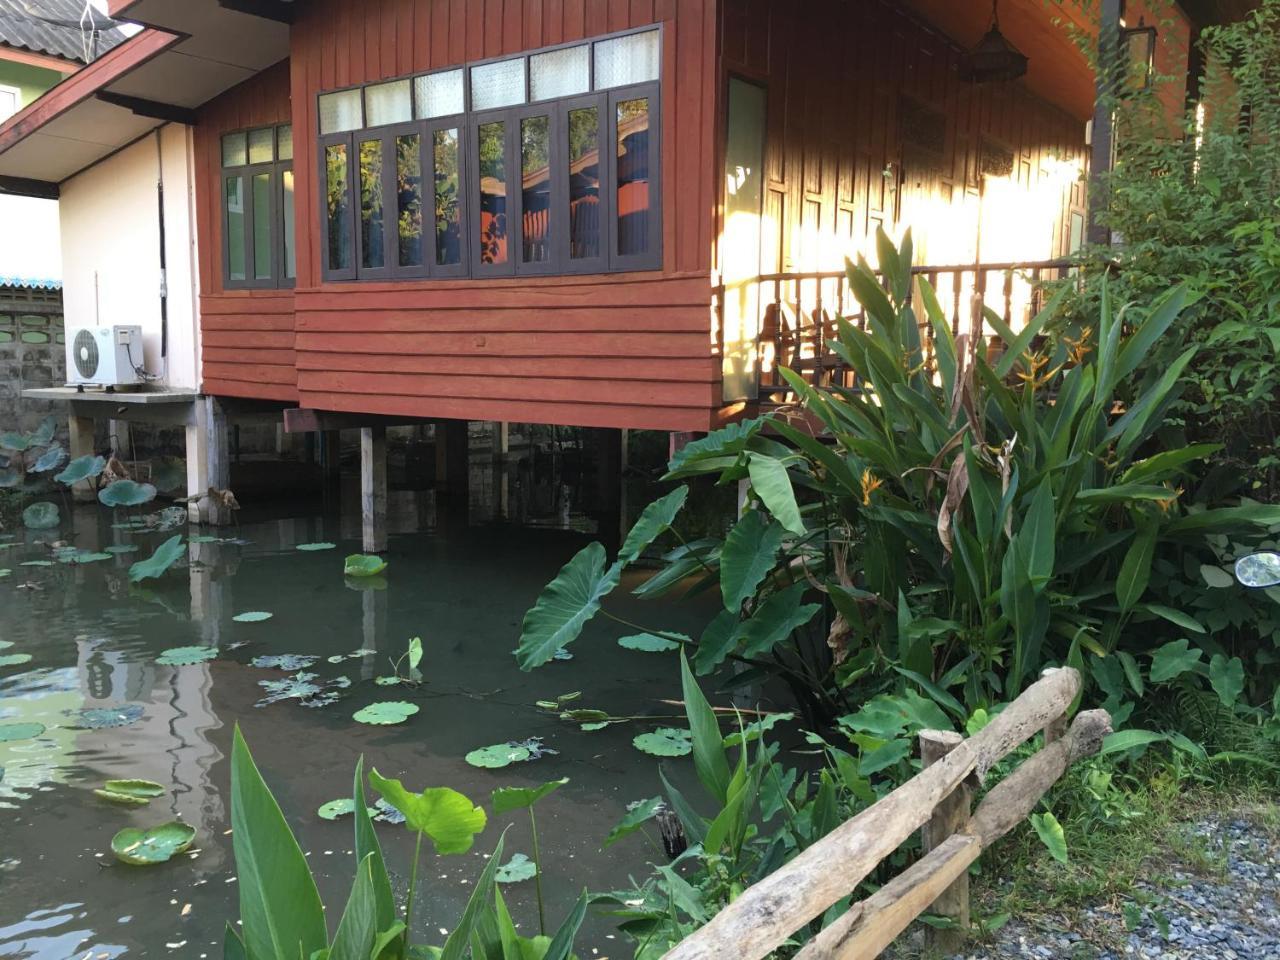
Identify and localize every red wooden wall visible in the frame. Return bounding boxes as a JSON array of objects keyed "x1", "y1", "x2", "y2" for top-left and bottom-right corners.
[
  {"x1": 194, "y1": 60, "x2": 297, "y2": 402},
  {"x1": 284, "y1": 0, "x2": 721, "y2": 432}
]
